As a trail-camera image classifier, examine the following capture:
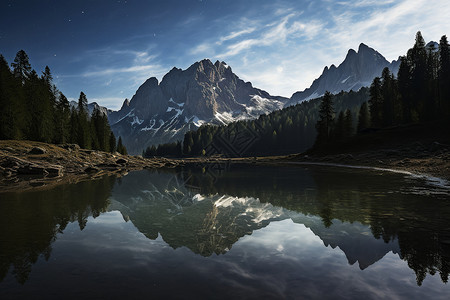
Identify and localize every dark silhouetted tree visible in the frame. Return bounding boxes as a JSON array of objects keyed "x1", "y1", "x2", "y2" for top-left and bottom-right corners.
[
  {"x1": 11, "y1": 50, "x2": 32, "y2": 84},
  {"x1": 439, "y1": 35, "x2": 450, "y2": 116},
  {"x1": 369, "y1": 77, "x2": 383, "y2": 127},
  {"x1": 0, "y1": 55, "x2": 21, "y2": 139},
  {"x1": 76, "y1": 92, "x2": 90, "y2": 148},
  {"x1": 117, "y1": 136, "x2": 127, "y2": 155},
  {"x1": 109, "y1": 132, "x2": 116, "y2": 153},
  {"x1": 344, "y1": 109, "x2": 353, "y2": 138},
  {"x1": 357, "y1": 102, "x2": 370, "y2": 133},
  {"x1": 381, "y1": 67, "x2": 395, "y2": 126},
  {"x1": 54, "y1": 92, "x2": 71, "y2": 143},
  {"x1": 314, "y1": 91, "x2": 334, "y2": 147}
]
